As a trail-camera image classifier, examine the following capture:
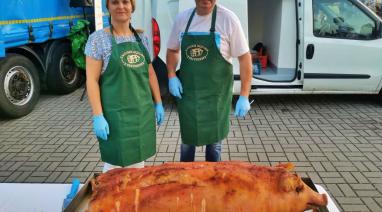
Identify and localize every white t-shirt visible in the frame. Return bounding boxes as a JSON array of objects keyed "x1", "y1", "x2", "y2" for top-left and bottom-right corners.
[{"x1": 167, "y1": 4, "x2": 249, "y2": 63}]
